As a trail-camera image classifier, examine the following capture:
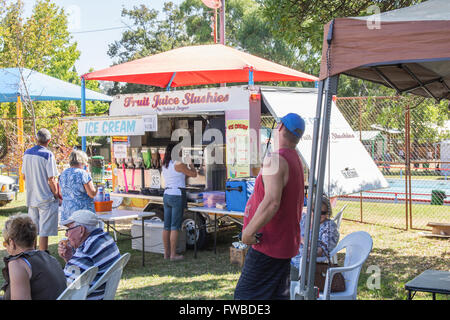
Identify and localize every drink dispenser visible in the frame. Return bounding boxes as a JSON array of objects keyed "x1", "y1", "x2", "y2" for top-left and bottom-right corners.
[
  {"x1": 151, "y1": 148, "x2": 160, "y2": 169},
  {"x1": 115, "y1": 157, "x2": 129, "y2": 193}
]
